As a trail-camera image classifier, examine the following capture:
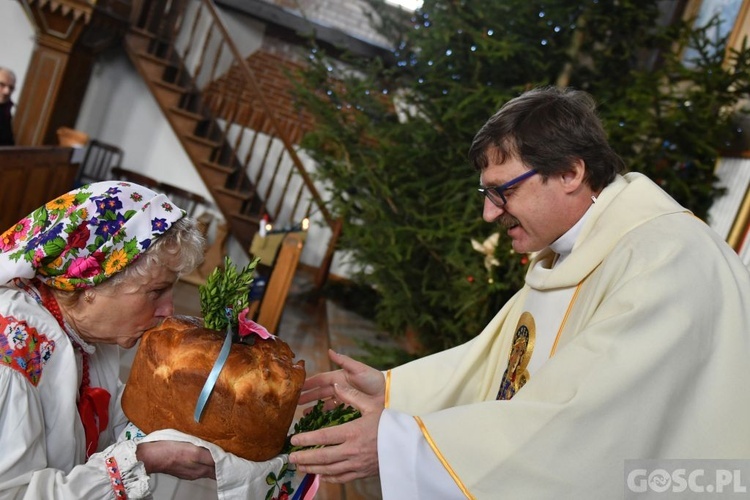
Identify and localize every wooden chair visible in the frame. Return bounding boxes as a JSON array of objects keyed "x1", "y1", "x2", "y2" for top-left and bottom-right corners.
[
  {"x1": 248, "y1": 231, "x2": 307, "y2": 334},
  {"x1": 76, "y1": 139, "x2": 124, "y2": 186}
]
